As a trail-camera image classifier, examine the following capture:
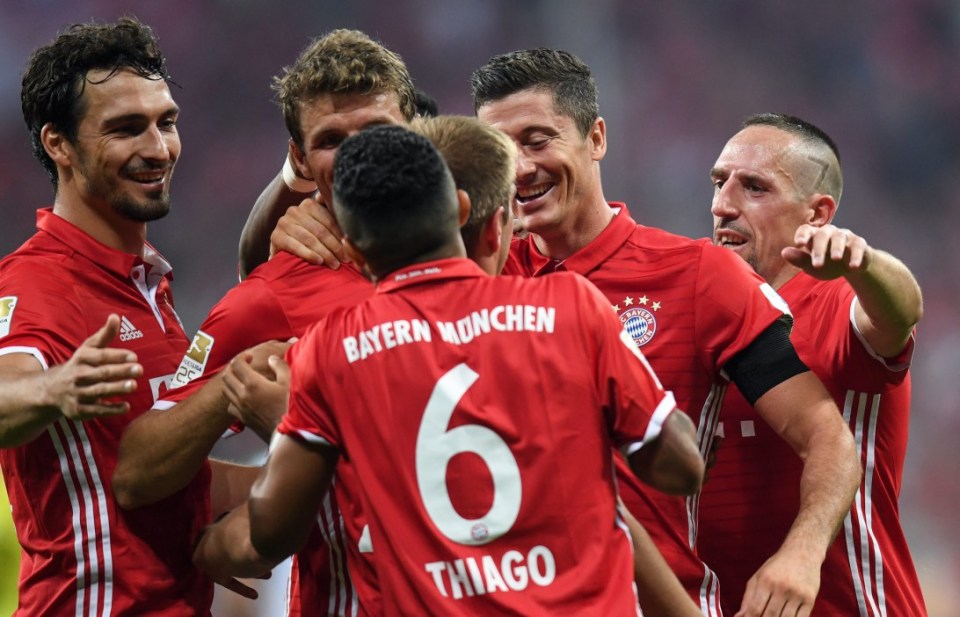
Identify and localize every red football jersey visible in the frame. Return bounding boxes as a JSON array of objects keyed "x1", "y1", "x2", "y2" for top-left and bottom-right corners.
[
  {"x1": 279, "y1": 258, "x2": 675, "y2": 616},
  {"x1": 159, "y1": 251, "x2": 374, "y2": 617},
  {"x1": 0, "y1": 210, "x2": 211, "y2": 615},
  {"x1": 698, "y1": 273, "x2": 927, "y2": 616},
  {"x1": 505, "y1": 204, "x2": 788, "y2": 615}
]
